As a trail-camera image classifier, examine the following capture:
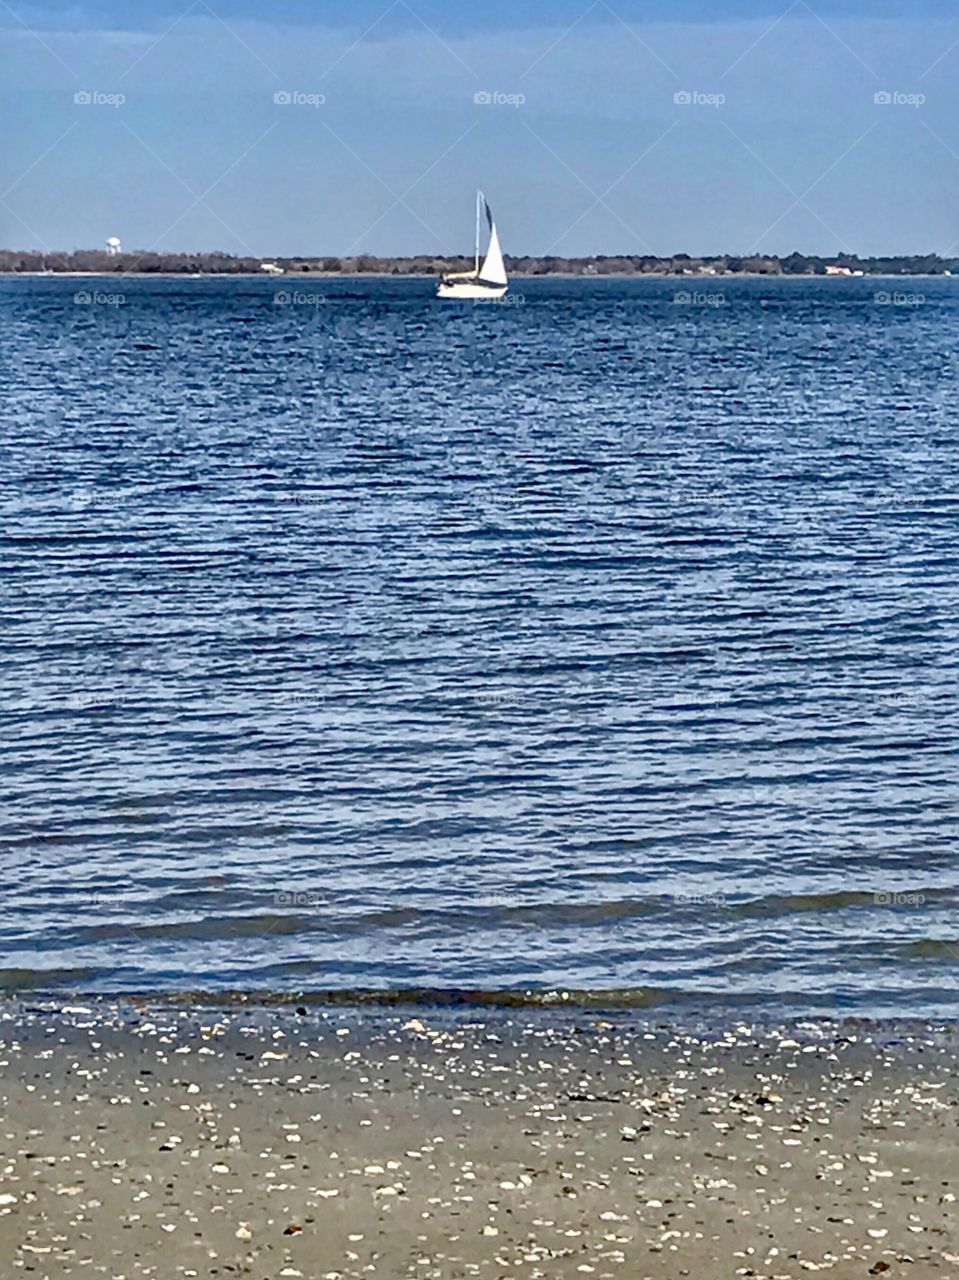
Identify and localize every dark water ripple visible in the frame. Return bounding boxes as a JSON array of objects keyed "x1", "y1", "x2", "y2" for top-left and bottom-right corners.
[{"x1": 1, "y1": 275, "x2": 958, "y2": 1015}]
